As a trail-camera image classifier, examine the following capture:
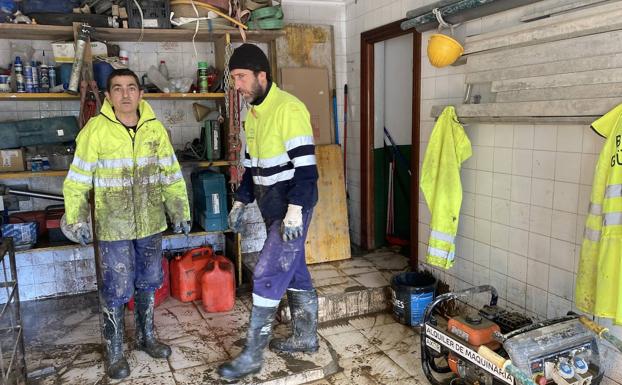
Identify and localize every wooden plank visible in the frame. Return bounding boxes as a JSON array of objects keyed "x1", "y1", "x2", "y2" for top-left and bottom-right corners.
[
  {"x1": 430, "y1": 98, "x2": 621, "y2": 119},
  {"x1": 305, "y1": 144, "x2": 351, "y2": 264},
  {"x1": 0, "y1": 170, "x2": 67, "y2": 180},
  {"x1": 495, "y1": 82, "x2": 622, "y2": 102},
  {"x1": 491, "y1": 68, "x2": 622, "y2": 92},
  {"x1": 467, "y1": 52, "x2": 622, "y2": 84},
  {"x1": 466, "y1": 29, "x2": 622, "y2": 72},
  {"x1": 519, "y1": 0, "x2": 610, "y2": 22},
  {"x1": 464, "y1": 1, "x2": 622, "y2": 54},
  {"x1": 0, "y1": 23, "x2": 284, "y2": 43}
]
